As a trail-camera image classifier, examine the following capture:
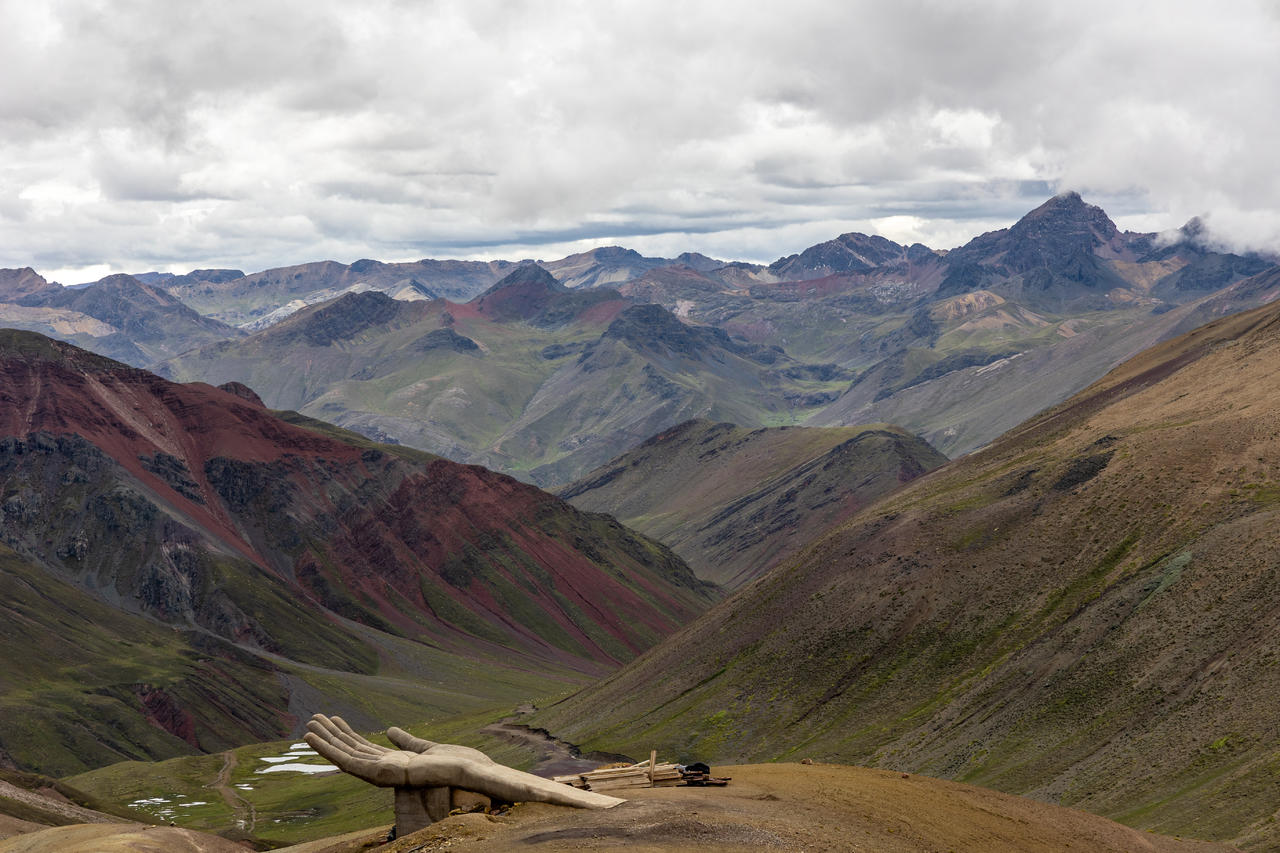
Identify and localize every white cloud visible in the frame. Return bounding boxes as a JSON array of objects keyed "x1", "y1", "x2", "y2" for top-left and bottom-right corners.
[{"x1": 1, "y1": 0, "x2": 1279, "y2": 281}]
